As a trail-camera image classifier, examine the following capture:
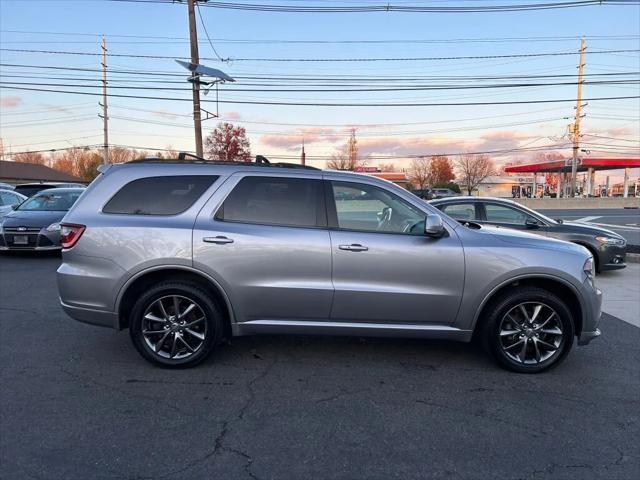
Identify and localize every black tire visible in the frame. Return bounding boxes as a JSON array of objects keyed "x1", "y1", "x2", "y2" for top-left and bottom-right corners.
[
  {"x1": 482, "y1": 287, "x2": 575, "y2": 373},
  {"x1": 129, "y1": 281, "x2": 223, "y2": 368}
]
